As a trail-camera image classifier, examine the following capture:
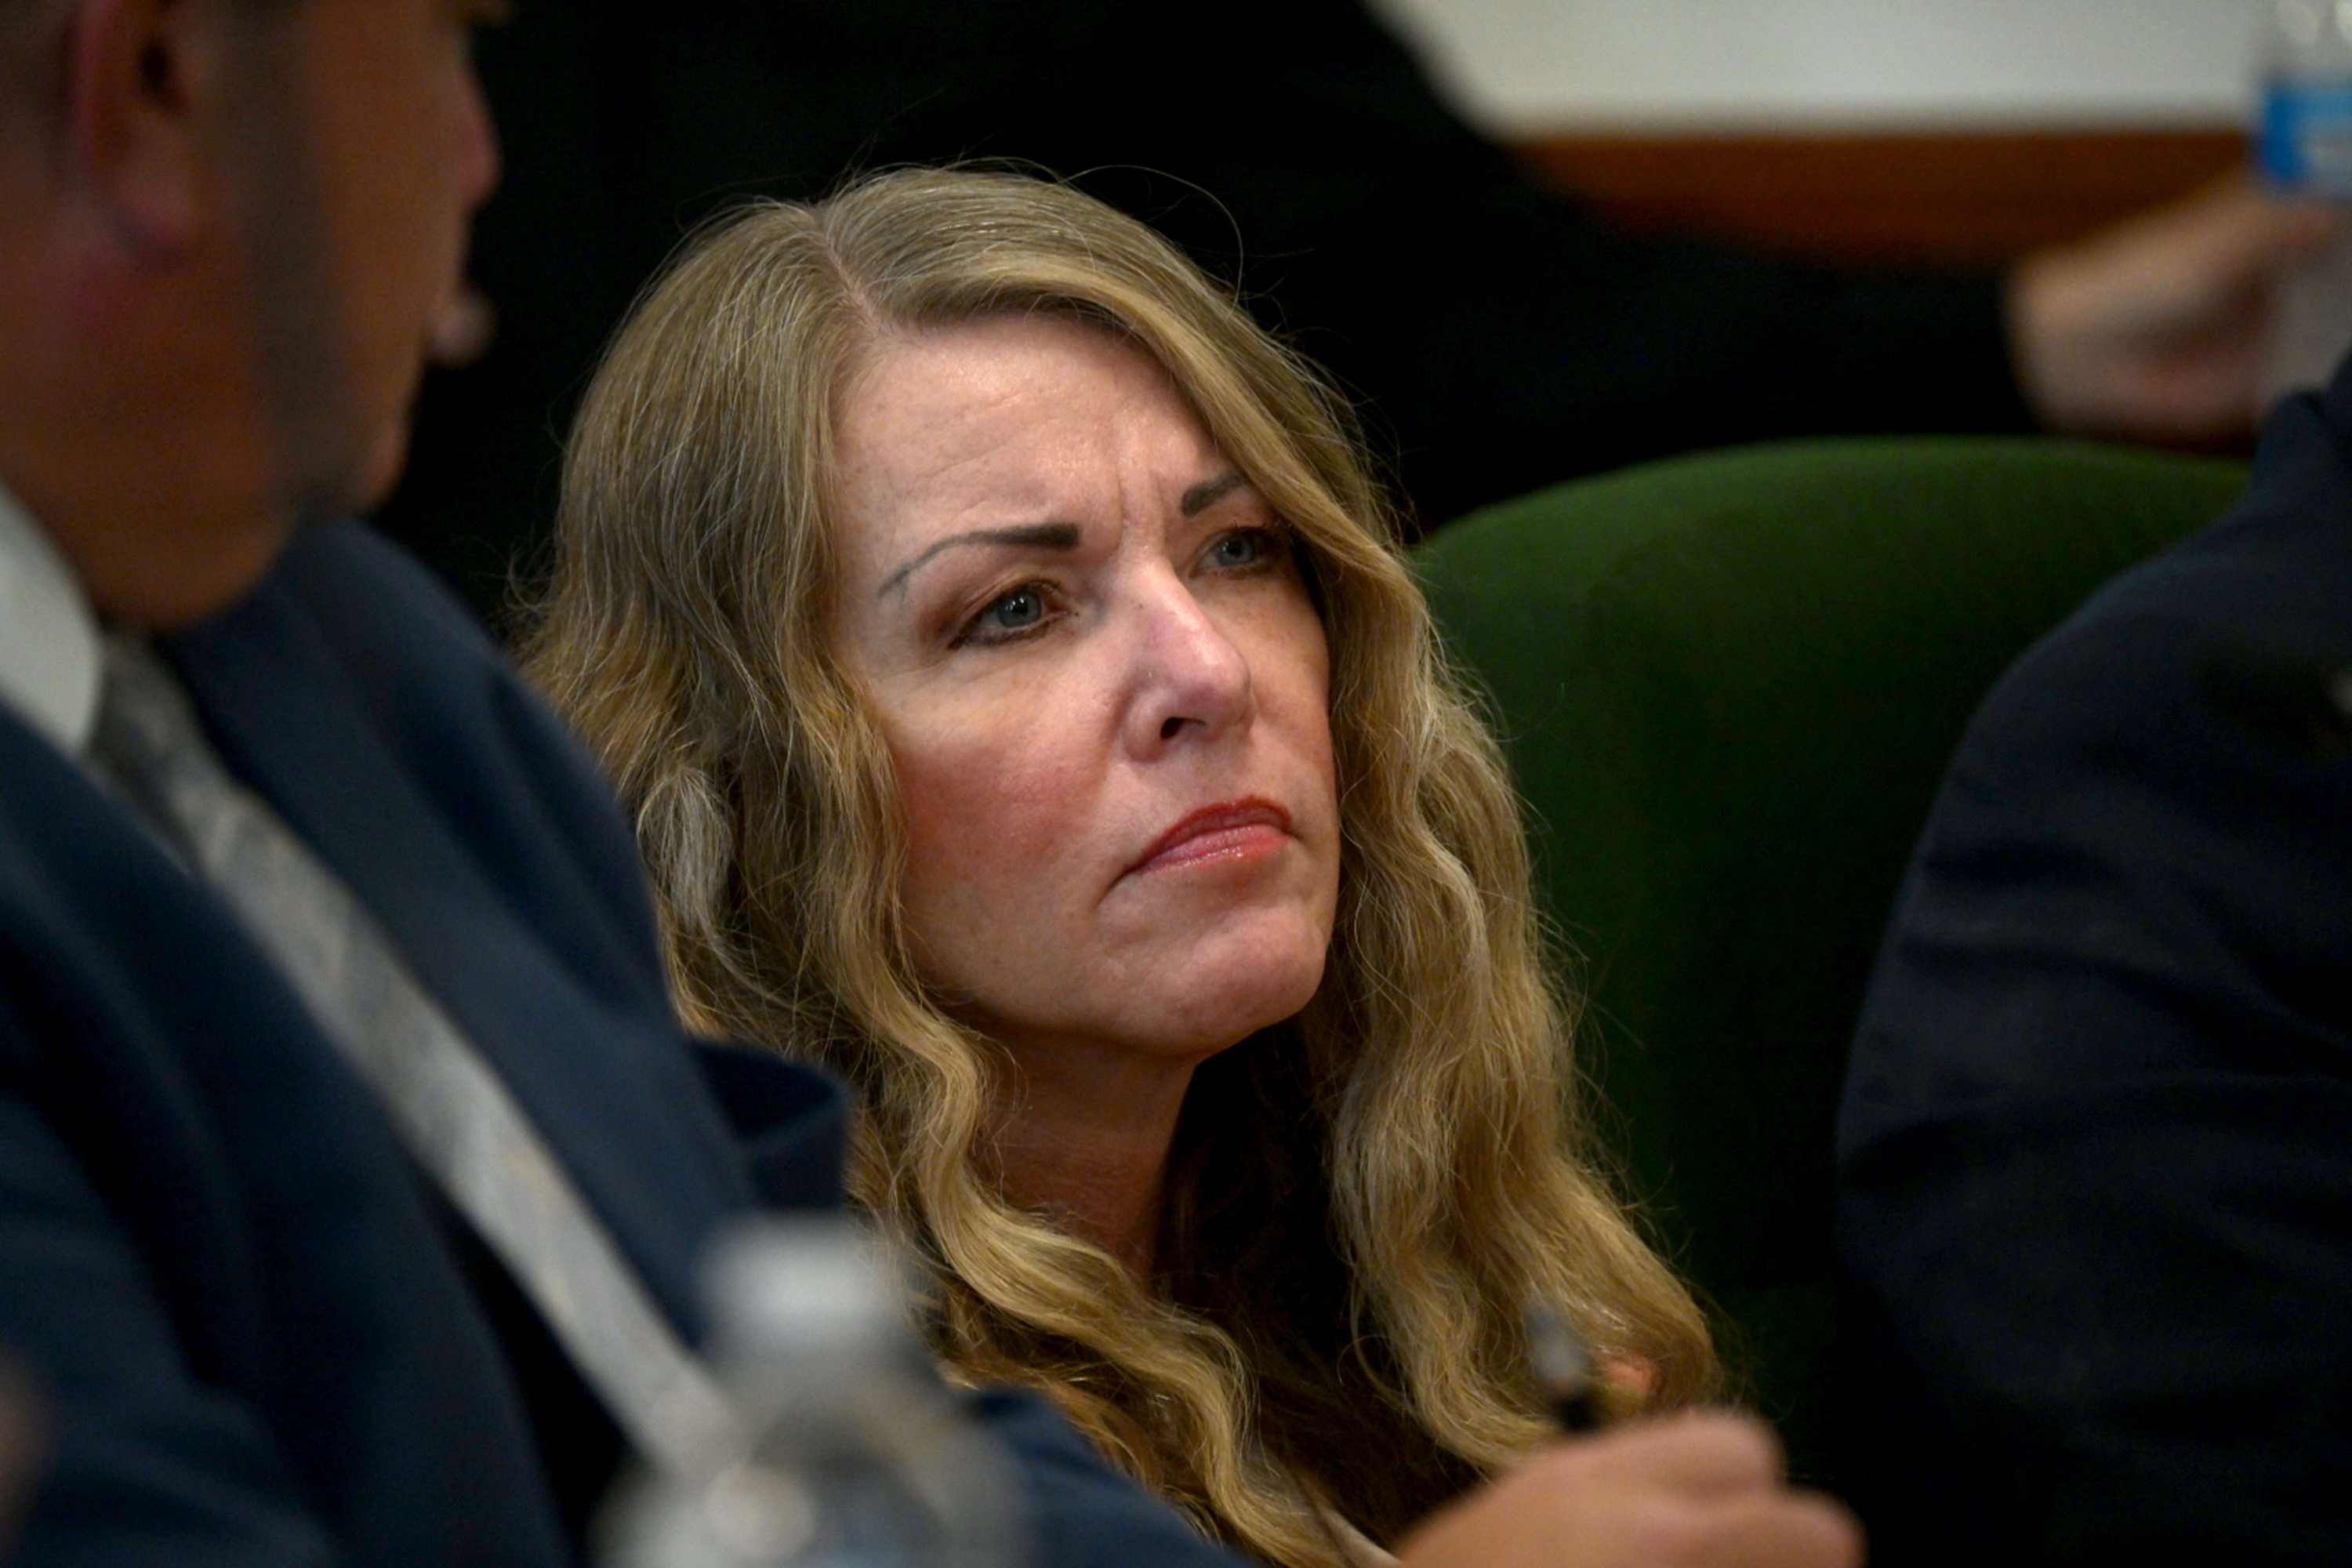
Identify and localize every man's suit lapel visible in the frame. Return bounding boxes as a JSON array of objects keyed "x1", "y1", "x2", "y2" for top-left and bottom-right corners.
[
  {"x1": 162, "y1": 528, "x2": 754, "y2": 1345},
  {"x1": 0, "y1": 706, "x2": 576, "y2": 1559}
]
